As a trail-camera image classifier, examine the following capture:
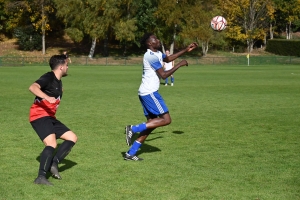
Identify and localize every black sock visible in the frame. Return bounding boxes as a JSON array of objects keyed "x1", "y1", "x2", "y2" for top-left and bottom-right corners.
[
  {"x1": 38, "y1": 146, "x2": 55, "y2": 177},
  {"x1": 52, "y1": 140, "x2": 75, "y2": 164}
]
